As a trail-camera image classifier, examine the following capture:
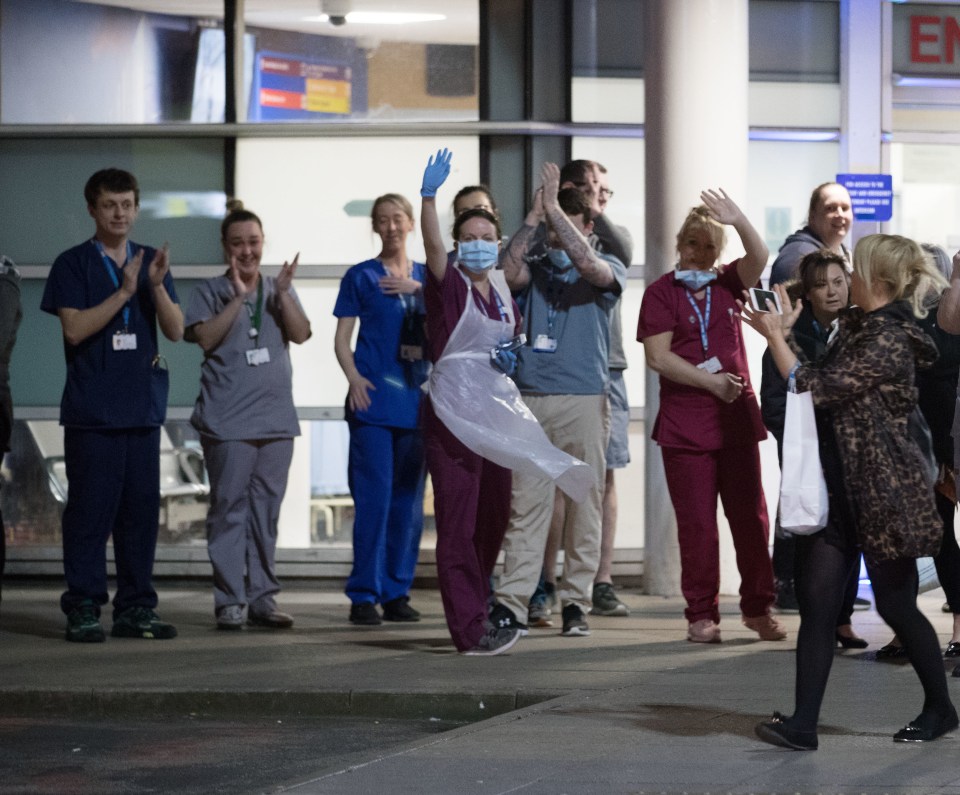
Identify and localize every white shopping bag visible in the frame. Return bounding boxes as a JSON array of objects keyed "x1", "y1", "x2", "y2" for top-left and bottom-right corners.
[{"x1": 779, "y1": 389, "x2": 829, "y2": 535}]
